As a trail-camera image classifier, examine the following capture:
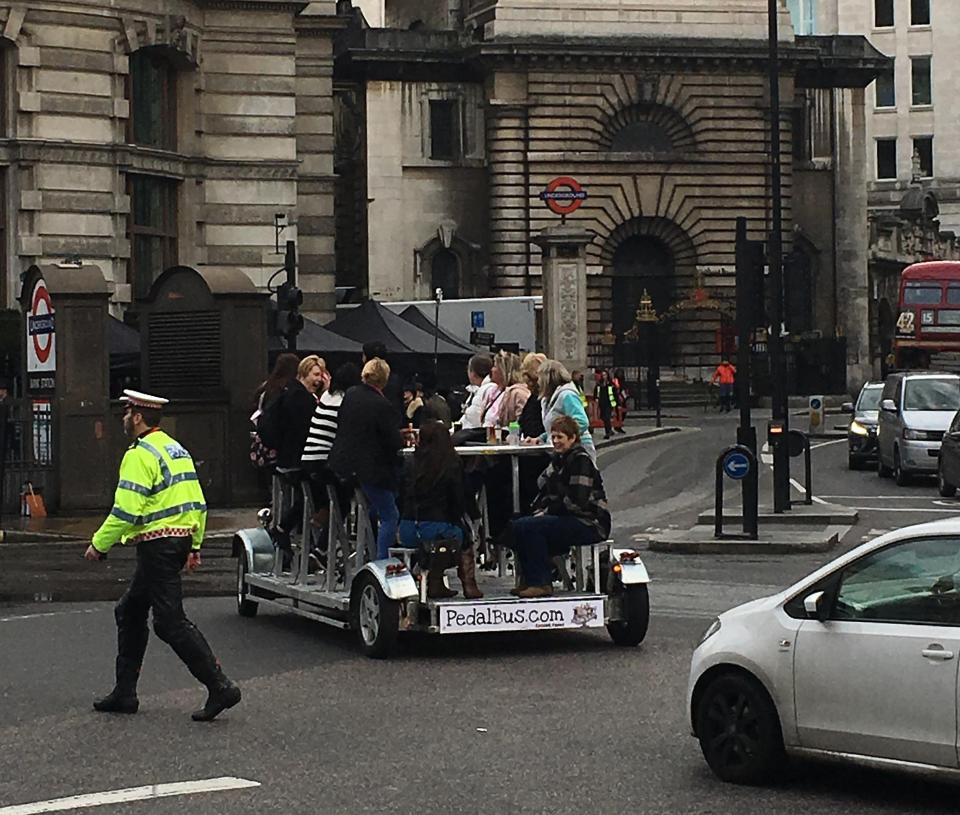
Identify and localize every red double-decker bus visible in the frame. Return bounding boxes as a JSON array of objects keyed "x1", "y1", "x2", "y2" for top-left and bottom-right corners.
[{"x1": 895, "y1": 261, "x2": 960, "y2": 369}]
